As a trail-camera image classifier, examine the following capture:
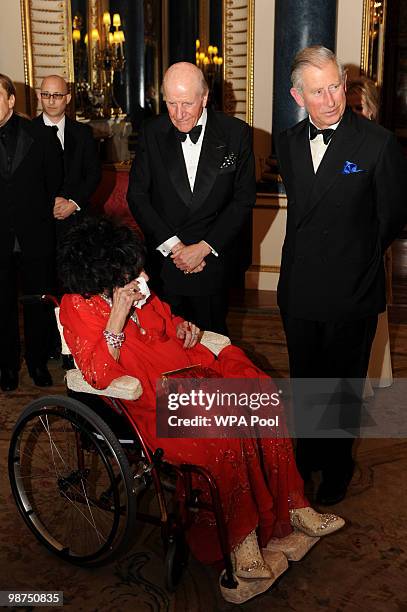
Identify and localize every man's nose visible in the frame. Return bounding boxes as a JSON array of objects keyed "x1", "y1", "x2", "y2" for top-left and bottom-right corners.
[
  {"x1": 175, "y1": 104, "x2": 184, "y2": 119},
  {"x1": 324, "y1": 90, "x2": 335, "y2": 107}
]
